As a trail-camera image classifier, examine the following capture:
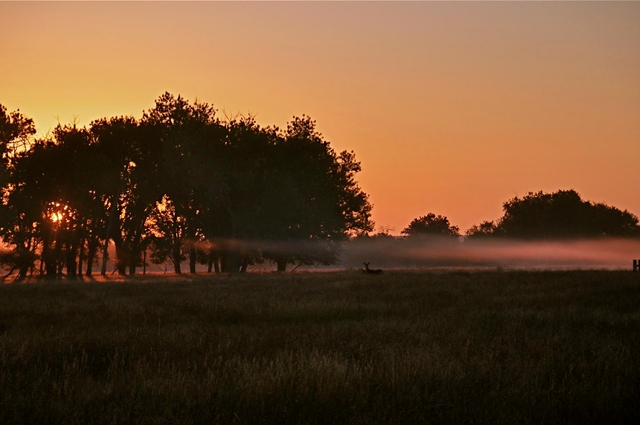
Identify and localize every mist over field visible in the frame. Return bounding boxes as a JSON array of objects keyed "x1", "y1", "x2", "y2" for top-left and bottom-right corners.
[
  {"x1": 338, "y1": 237, "x2": 640, "y2": 271},
  {"x1": 132, "y1": 237, "x2": 640, "y2": 273},
  {"x1": 3, "y1": 237, "x2": 636, "y2": 277},
  {"x1": 180, "y1": 237, "x2": 640, "y2": 273}
]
